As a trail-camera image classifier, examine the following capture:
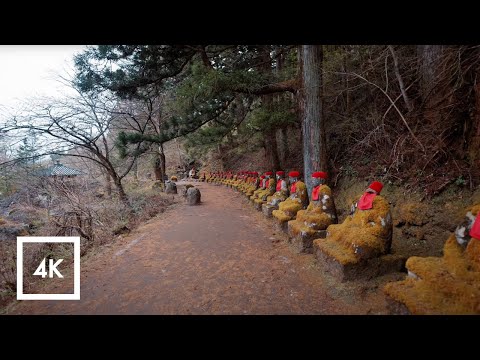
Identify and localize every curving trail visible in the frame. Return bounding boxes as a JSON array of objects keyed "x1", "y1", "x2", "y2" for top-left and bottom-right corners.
[{"x1": 8, "y1": 181, "x2": 390, "y2": 314}]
